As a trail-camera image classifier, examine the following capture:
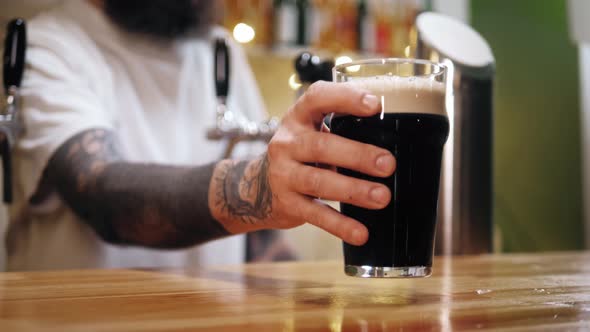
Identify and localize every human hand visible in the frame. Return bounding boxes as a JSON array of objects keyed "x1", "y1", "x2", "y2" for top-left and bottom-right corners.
[
  {"x1": 264, "y1": 81, "x2": 396, "y2": 245},
  {"x1": 210, "y1": 81, "x2": 396, "y2": 245}
]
